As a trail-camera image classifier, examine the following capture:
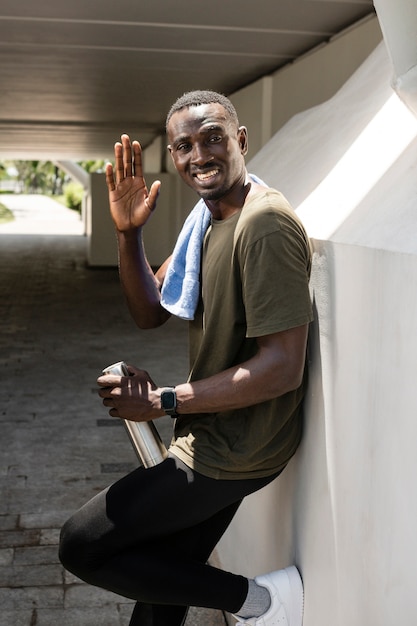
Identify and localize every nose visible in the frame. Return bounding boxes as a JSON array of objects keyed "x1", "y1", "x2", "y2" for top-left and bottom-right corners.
[{"x1": 190, "y1": 143, "x2": 212, "y2": 166}]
